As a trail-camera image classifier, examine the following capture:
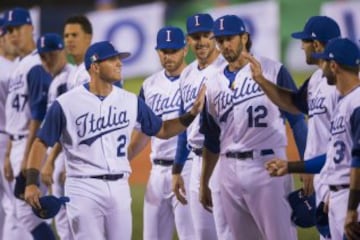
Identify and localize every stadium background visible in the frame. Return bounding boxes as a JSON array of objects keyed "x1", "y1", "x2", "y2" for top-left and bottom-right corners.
[{"x1": 1, "y1": 0, "x2": 360, "y2": 239}]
